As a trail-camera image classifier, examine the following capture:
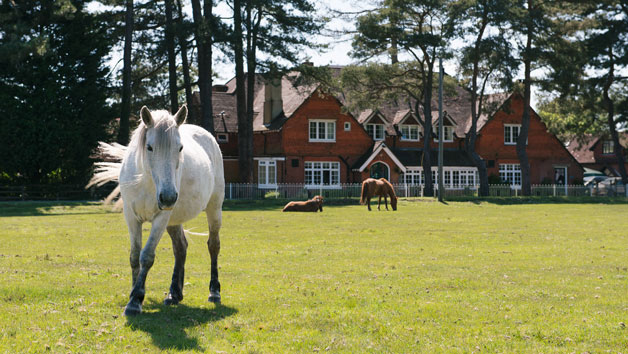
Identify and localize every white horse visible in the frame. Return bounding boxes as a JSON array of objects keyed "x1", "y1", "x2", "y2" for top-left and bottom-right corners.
[{"x1": 89, "y1": 105, "x2": 224, "y2": 316}]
